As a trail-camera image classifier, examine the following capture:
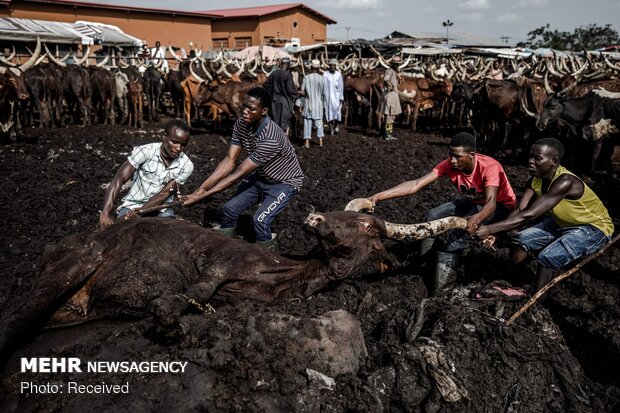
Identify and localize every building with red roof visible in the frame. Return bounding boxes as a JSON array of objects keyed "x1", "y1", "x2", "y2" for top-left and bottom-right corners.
[
  {"x1": 206, "y1": 4, "x2": 335, "y2": 50},
  {"x1": 0, "y1": 1, "x2": 335, "y2": 50}
]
